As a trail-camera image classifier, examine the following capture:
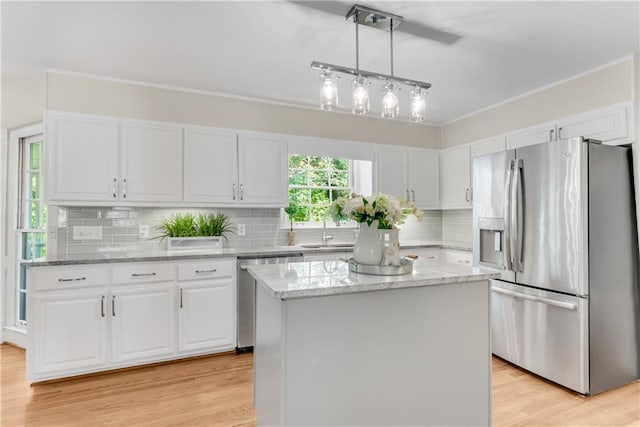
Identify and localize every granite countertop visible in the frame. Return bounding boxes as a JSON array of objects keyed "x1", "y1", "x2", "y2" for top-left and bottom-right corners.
[
  {"x1": 22, "y1": 240, "x2": 471, "y2": 267},
  {"x1": 248, "y1": 257, "x2": 499, "y2": 300}
]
